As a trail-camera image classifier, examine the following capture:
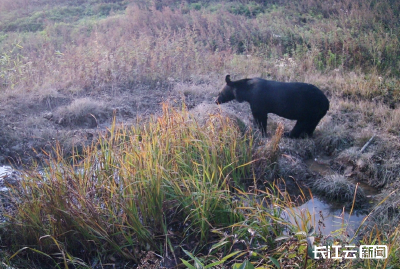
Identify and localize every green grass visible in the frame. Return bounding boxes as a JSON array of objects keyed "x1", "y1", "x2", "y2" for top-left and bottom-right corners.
[{"x1": 0, "y1": 1, "x2": 128, "y2": 33}]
